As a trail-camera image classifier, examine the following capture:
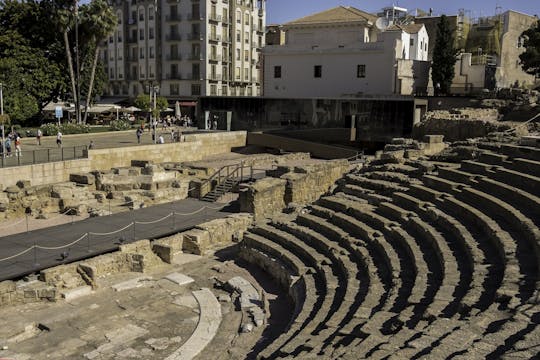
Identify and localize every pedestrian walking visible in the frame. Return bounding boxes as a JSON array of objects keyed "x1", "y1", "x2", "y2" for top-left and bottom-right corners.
[
  {"x1": 88, "y1": 140, "x2": 95, "y2": 149},
  {"x1": 14, "y1": 135, "x2": 22, "y2": 157},
  {"x1": 136, "y1": 127, "x2": 143, "y2": 144},
  {"x1": 36, "y1": 128, "x2": 42, "y2": 145},
  {"x1": 5, "y1": 137, "x2": 11, "y2": 157},
  {"x1": 56, "y1": 131, "x2": 63, "y2": 147}
]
